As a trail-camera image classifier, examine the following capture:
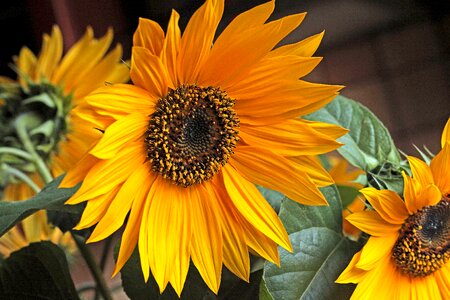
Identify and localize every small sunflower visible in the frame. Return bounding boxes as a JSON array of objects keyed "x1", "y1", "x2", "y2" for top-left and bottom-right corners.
[
  {"x1": 0, "y1": 212, "x2": 76, "y2": 259},
  {"x1": 0, "y1": 26, "x2": 128, "y2": 256},
  {"x1": 2, "y1": 25, "x2": 129, "y2": 200},
  {"x1": 337, "y1": 118, "x2": 450, "y2": 299},
  {"x1": 63, "y1": 0, "x2": 346, "y2": 295}
]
